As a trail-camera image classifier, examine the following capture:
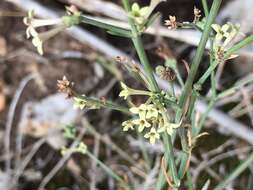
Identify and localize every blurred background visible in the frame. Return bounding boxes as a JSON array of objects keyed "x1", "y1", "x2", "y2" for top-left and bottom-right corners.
[{"x1": 0, "y1": 0, "x2": 253, "y2": 189}]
